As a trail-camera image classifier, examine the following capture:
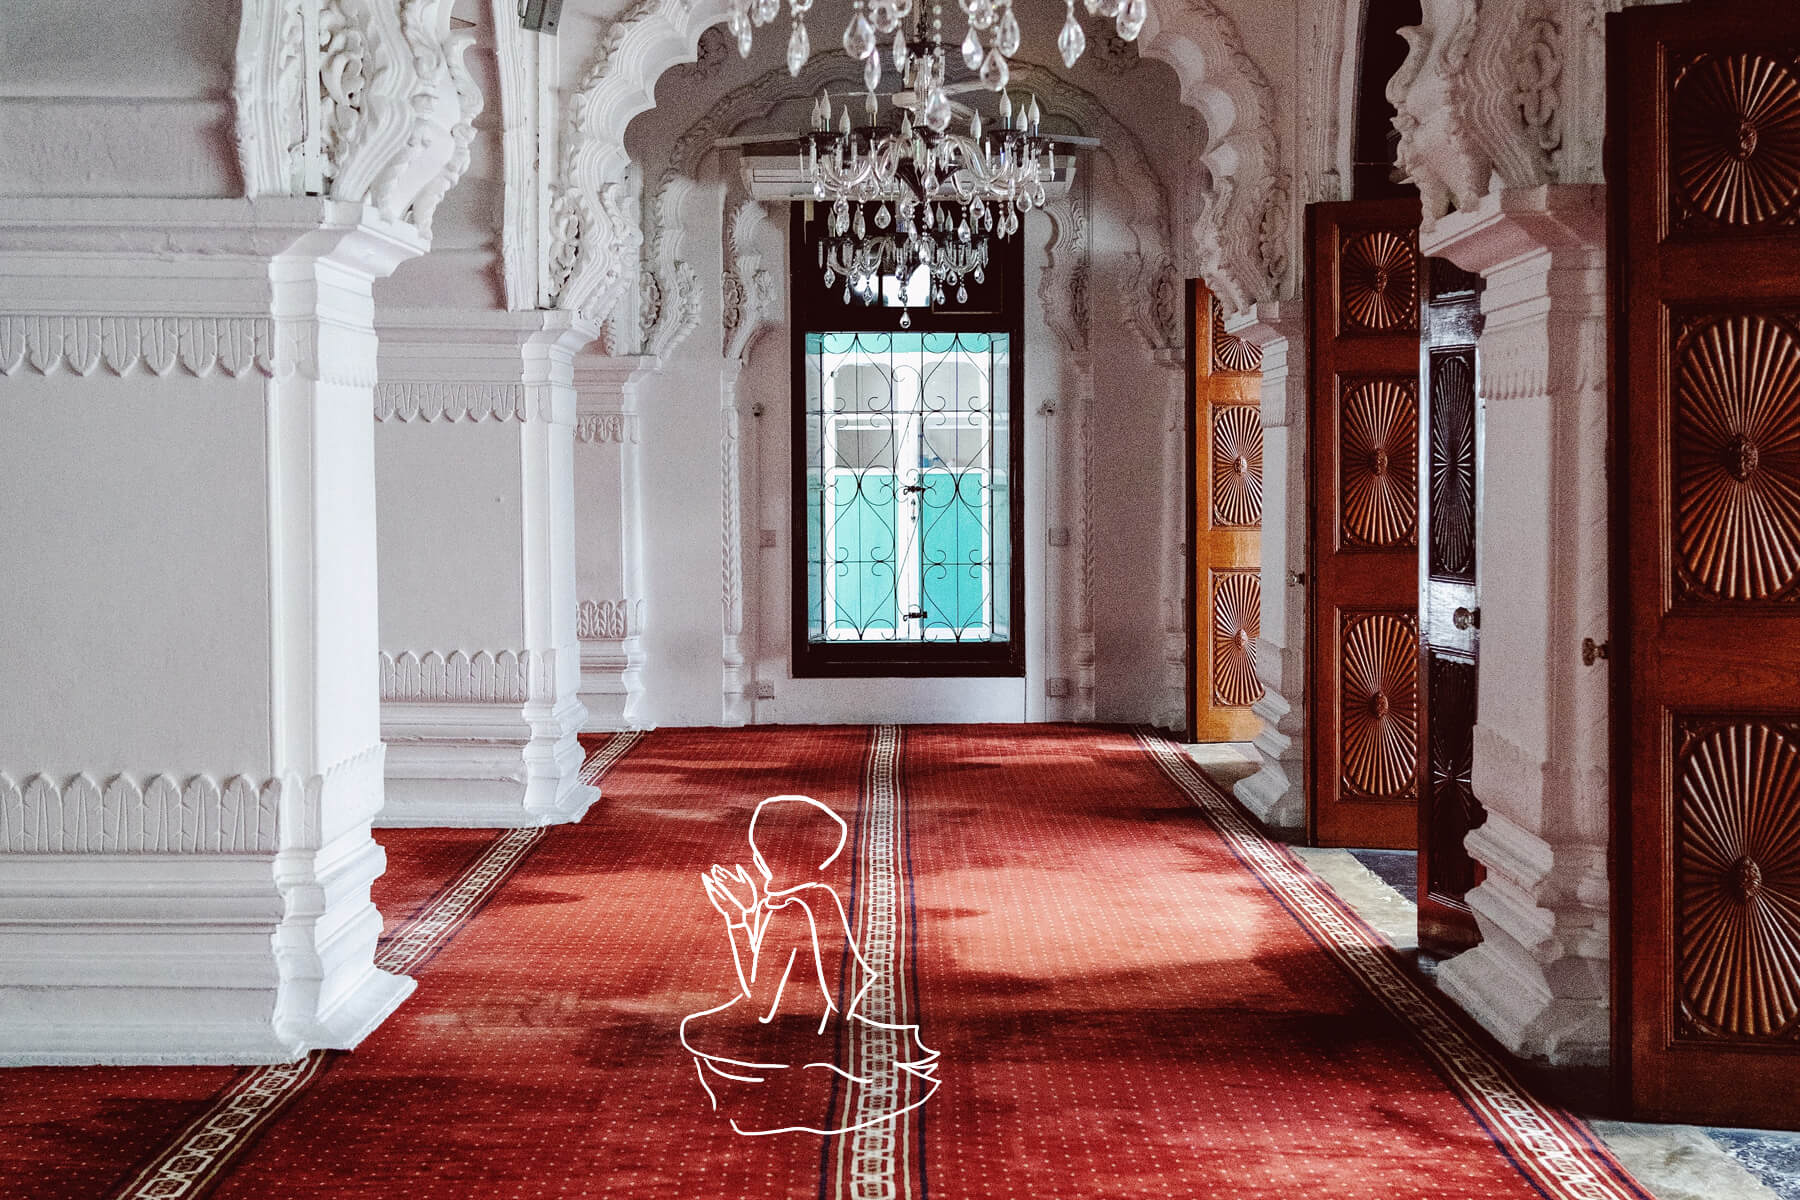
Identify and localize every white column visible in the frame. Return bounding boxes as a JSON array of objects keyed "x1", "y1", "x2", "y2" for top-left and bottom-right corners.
[
  {"x1": 1423, "y1": 185, "x2": 1611, "y2": 1066},
  {"x1": 0, "y1": 197, "x2": 421, "y2": 1063},
  {"x1": 1227, "y1": 302, "x2": 1308, "y2": 833},
  {"x1": 373, "y1": 311, "x2": 597, "y2": 827},
  {"x1": 571, "y1": 355, "x2": 655, "y2": 729}
]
